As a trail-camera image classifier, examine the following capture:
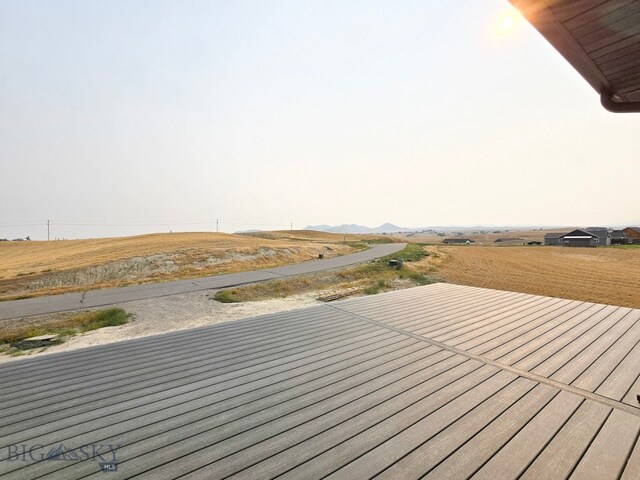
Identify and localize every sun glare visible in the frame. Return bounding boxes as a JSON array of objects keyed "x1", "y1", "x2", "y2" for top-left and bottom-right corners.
[
  {"x1": 499, "y1": 15, "x2": 514, "y2": 32},
  {"x1": 494, "y1": 8, "x2": 521, "y2": 38}
]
